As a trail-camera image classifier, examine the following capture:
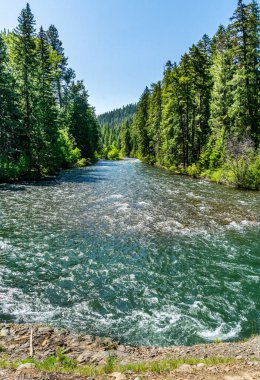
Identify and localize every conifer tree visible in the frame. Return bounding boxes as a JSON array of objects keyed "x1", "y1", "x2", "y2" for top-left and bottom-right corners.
[
  {"x1": 120, "y1": 119, "x2": 132, "y2": 157},
  {"x1": 35, "y1": 26, "x2": 60, "y2": 173},
  {"x1": 0, "y1": 34, "x2": 21, "y2": 176},
  {"x1": 13, "y1": 3, "x2": 37, "y2": 167},
  {"x1": 132, "y1": 87, "x2": 151, "y2": 160},
  {"x1": 147, "y1": 82, "x2": 162, "y2": 162},
  {"x1": 229, "y1": 0, "x2": 260, "y2": 143},
  {"x1": 47, "y1": 25, "x2": 68, "y2": 107}
]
